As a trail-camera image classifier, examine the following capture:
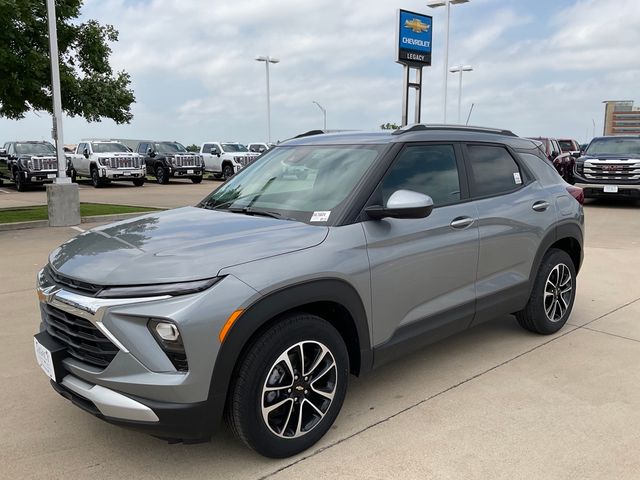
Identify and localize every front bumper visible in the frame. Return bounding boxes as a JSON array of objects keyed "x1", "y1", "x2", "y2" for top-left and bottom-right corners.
[
  {"x1": 574, "y1": 181, "x2": 640, "y2": 197},
  {"x1": 99, "y1": 167, "x2": 146, "y2": 180},
  {"x1": 21, "y1": 170, "x2": 59, "y2": 184},
  {"x1": 169, "y1": 166, "x2": 204, "y2": 177},
  {"x1": 50, "y1": 371, "x2": 212, "y2": 442},
  {"x1": 35, "y1": 271, "x2": 259, "y2": 441}
]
